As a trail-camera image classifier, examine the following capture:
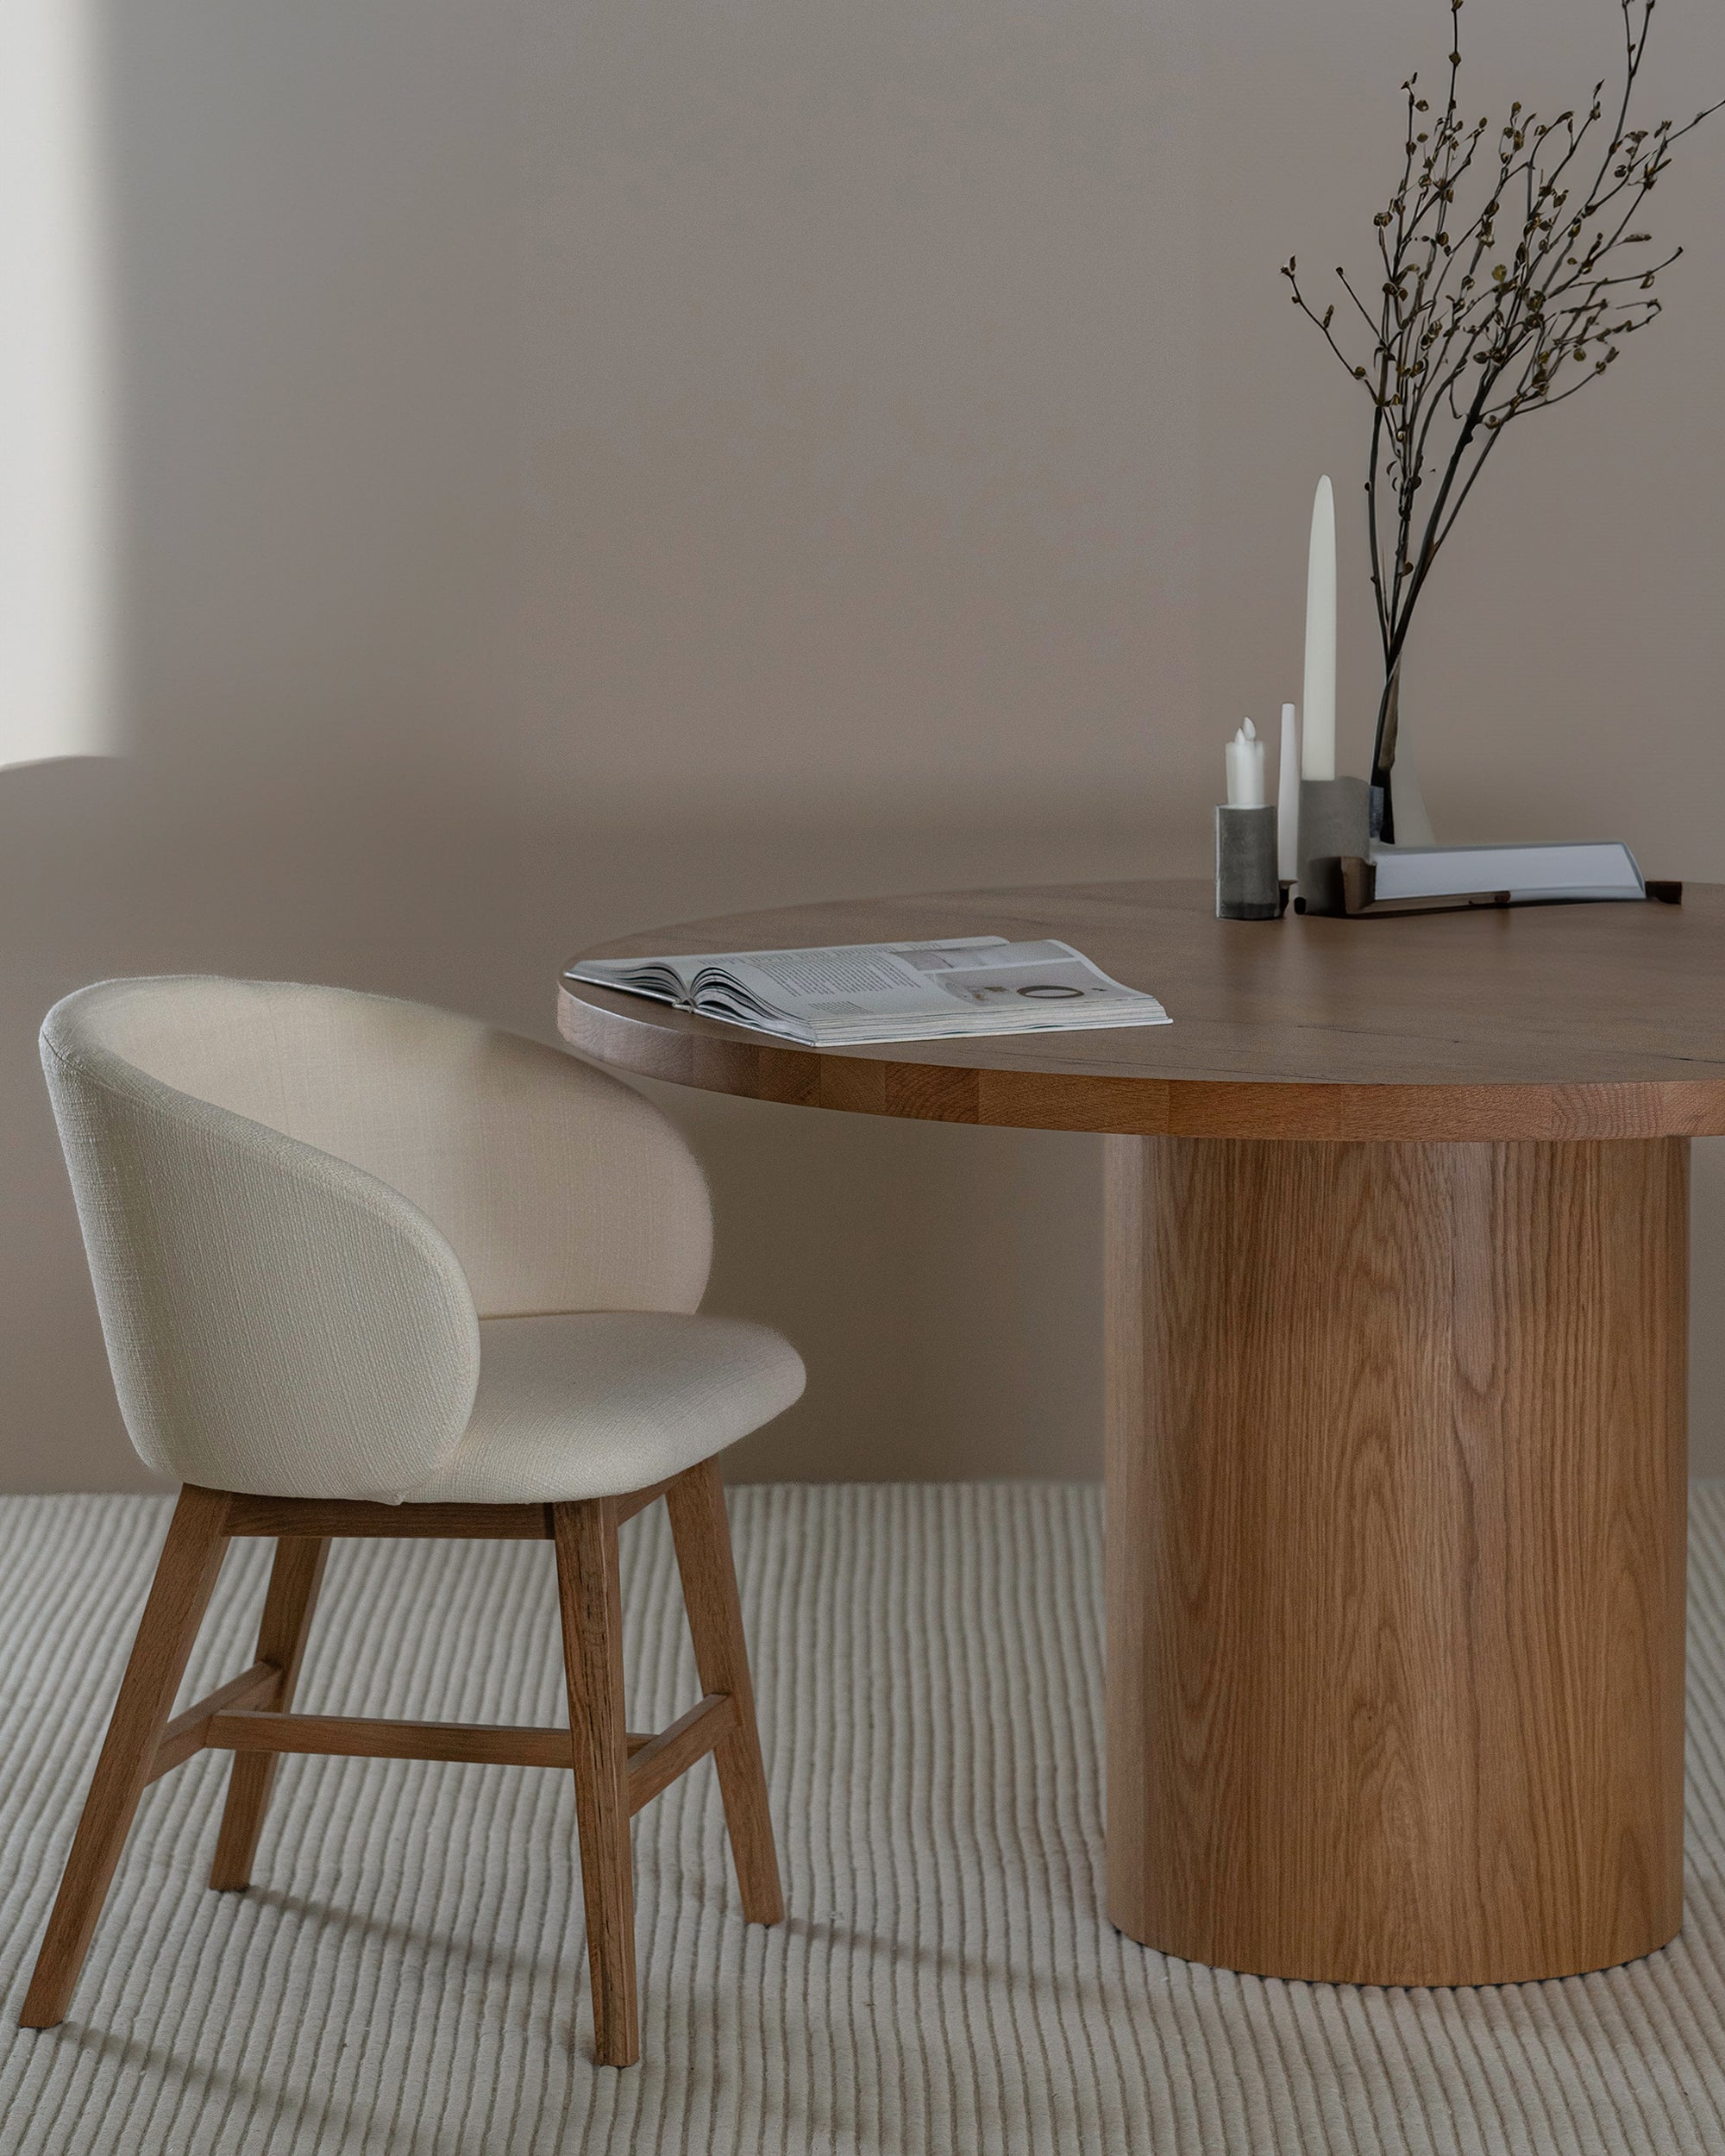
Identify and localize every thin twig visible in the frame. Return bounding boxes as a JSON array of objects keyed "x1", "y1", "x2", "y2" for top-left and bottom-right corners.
[{"x1": 1282, "y1": 0, "x2": 1719, "y2": 818}]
